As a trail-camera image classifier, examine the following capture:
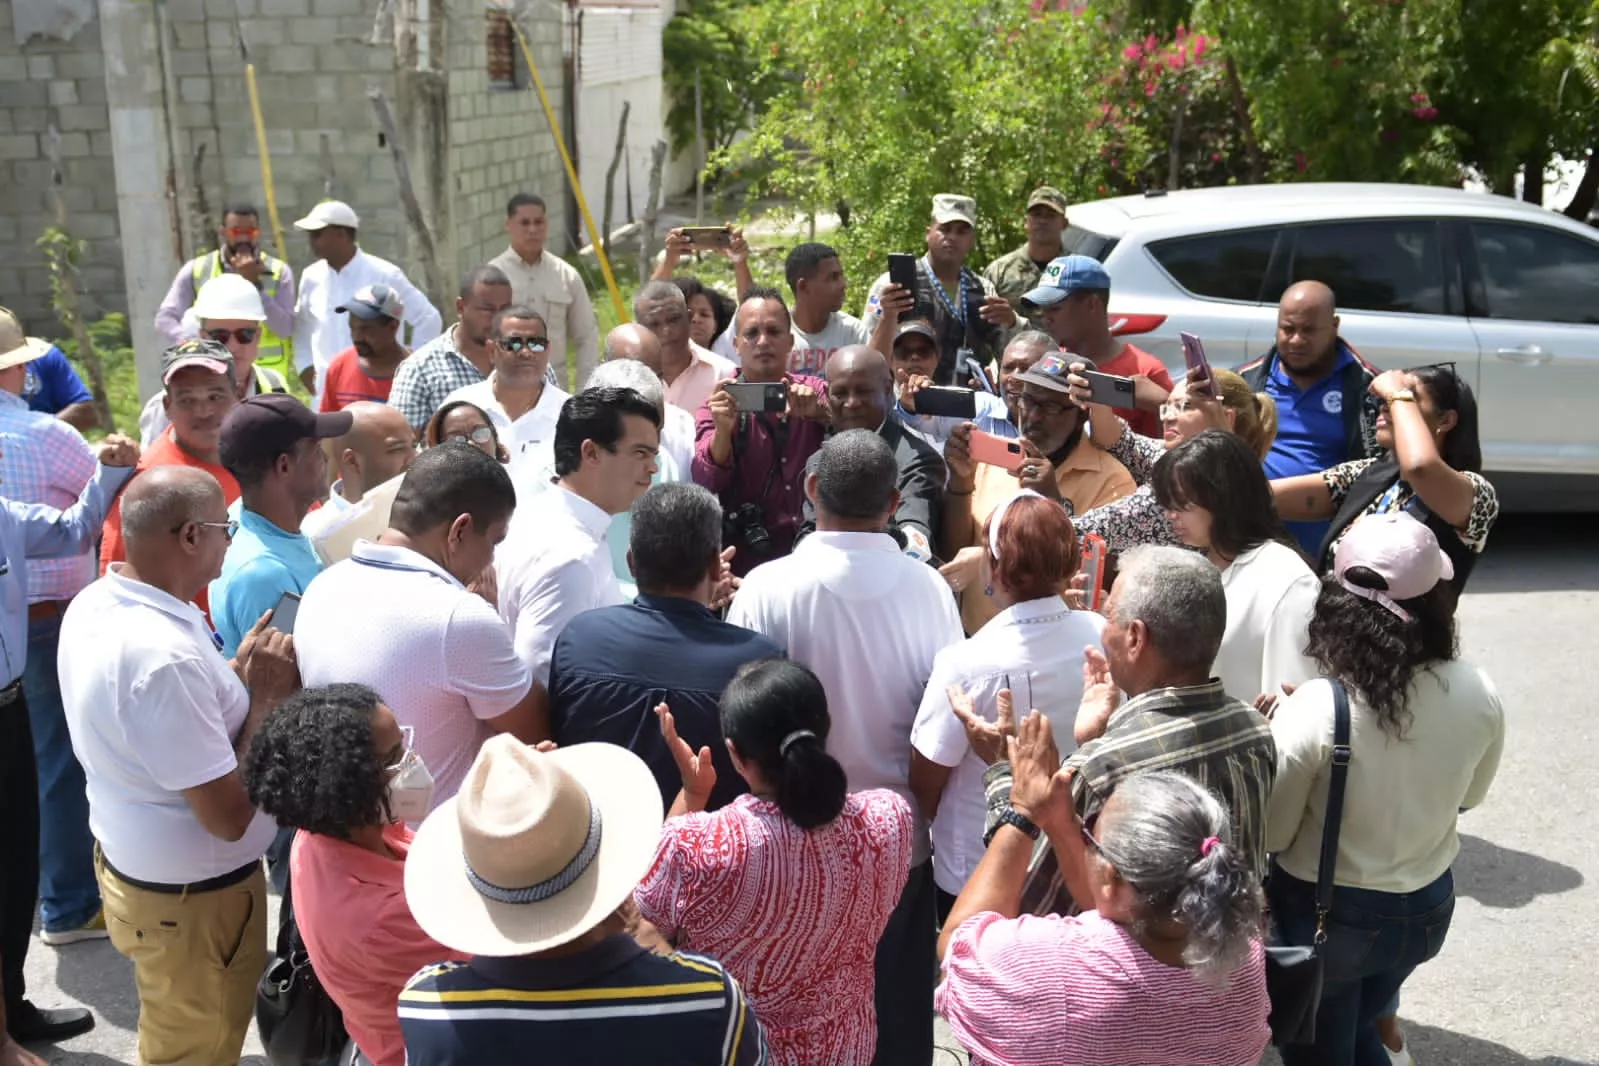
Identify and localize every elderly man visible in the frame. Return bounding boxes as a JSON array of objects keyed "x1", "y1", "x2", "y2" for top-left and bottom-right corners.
[
  {"x1": 389, "y1": 266, "x2": 515, "y2": 434},
  {"x1": 60, "y1": 466, "x2": 299, "y2": 1066},
  {"x1": 633, "y1": 281, "x2": 735, "y2": 413},
  {"x1": 140, "y1": 274, "x2": 292, "y2": 447},
  {"x1": 1239, "y1": 280, "x2": 1380, "y2": 554},
  {"x1": 0, "y1": 315, "x2": 106, "y2": 951},
  {"x1": 693, "y1": 288, "x2": 829, "y2": 574},
  {"x1": 863, "y1": 194, "x2": 1018, "y2": 383},
  {"x1": 154, "y1": 203, "x2": 297, "y2": 383},
  {"x1": 975, "y1": 544, "x2": 1277, "y2": 916},
  {"x1": 942, "y1": 352, "x2": 1135, "y2": 633},
  {"x1": 728, "y1": 429, "x2": 963, "y2": 1066},
  {"x1": 291, "y1": 200, "x2": 441, "y2": 399},
  {"x1": 605, "y1": 322, "x2": 697, "y2": 477},
  {"x1": 982, "y1": 186, "x2": 1071, "y2": 314},
  {"x1": 799, "y1": 345, "x2": 945, "y2": 560},
  {"x1": 489, "y1": 192, "x2": 601, "y2": 385},
  {"x1": 443, "y1": 305, "x2": 570, "y2": 479},
  {"x1": 548, "y1": 482, "x2": 780, "y2": 810},
  {"x1": 0, "y1": 419, "x2": 137, "y2": 1047}
]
